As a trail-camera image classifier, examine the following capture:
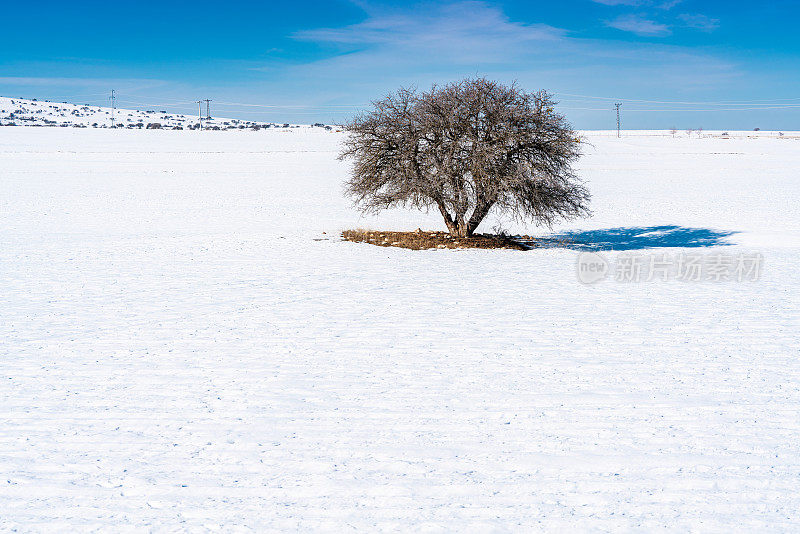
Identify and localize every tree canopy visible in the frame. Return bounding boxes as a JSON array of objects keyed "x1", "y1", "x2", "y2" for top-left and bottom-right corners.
[{"x1": 340, "y1": 78, "x2": 590, "y2": 237}]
